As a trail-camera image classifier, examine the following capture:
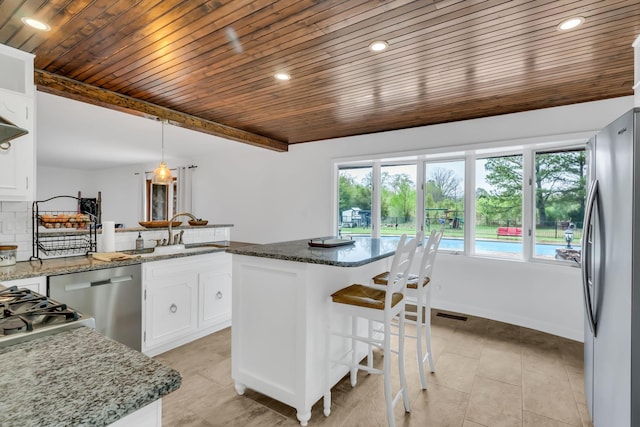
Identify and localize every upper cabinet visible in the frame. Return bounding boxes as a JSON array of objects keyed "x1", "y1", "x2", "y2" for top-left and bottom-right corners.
[{"x1": 0, "y1": 43, "x2": 35, "y2": 201}]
